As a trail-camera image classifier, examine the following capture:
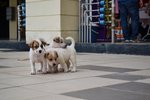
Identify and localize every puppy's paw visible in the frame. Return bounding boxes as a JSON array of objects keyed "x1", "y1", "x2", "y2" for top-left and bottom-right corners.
[
  {"x1": 70, "y1": 67, "x2": 77, "y2": 72},
  {"x1": 58, "y1": 67, "x2": 64, "y2": 72},
  {"x1": 42, "y1": 71, "x2": 48, "y2": 74},
  {"x1": 64, "y1": 69, "x2": 69, "y2": 73},
  {"x1": 31, "y1": 72, "x2": 36, "y2": 75},
  {"x1": 53, "y1": 70, "x2": 58, "y2": 73},
  {"x1": 37, "y1": 69, "x2": 42, "y2": 72},
  {"x1": 47, "y1": 70, "x2": 51, "y2": 73}
]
